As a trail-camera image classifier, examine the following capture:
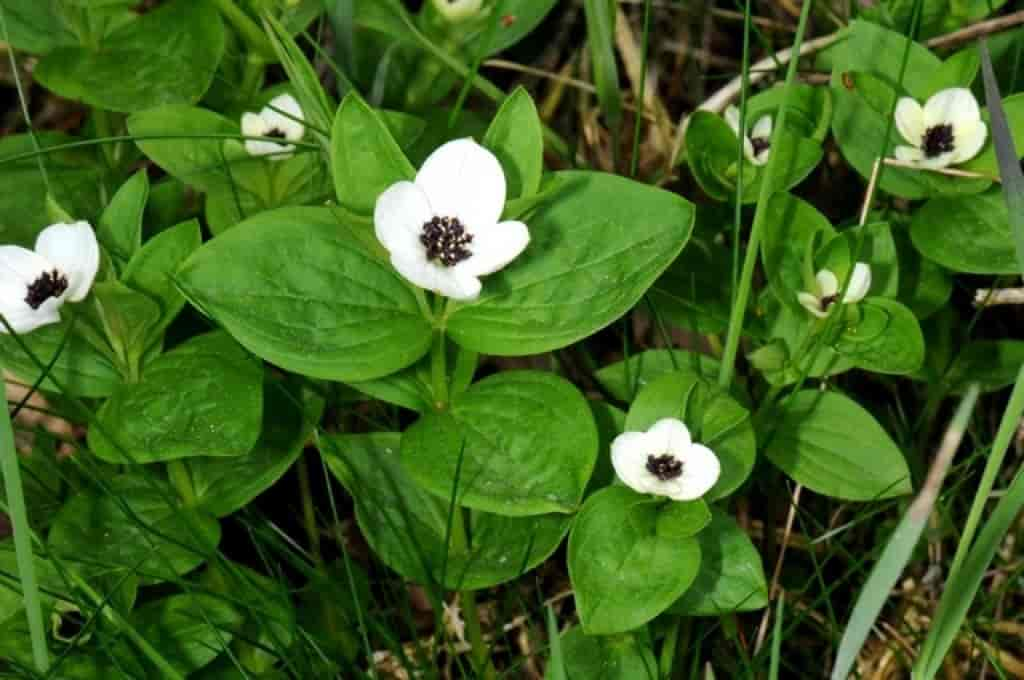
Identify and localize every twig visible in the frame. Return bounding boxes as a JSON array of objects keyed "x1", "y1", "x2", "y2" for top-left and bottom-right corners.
[
  {"x1": 926, "y1": 10, "x2": 1024, "y2": 50},
  {"x1": 883, "y1": 157, "x2": 1000, "y2": 182},
  {"x1": 974, "y1": 286, "x2": 1024, "y2": 307},
  {"x1": 754, "y1": 483, "x2": 803, "y2": 654},
  {"x1": 859, "y1": 157, "x2": 883, "y2": 225}
]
